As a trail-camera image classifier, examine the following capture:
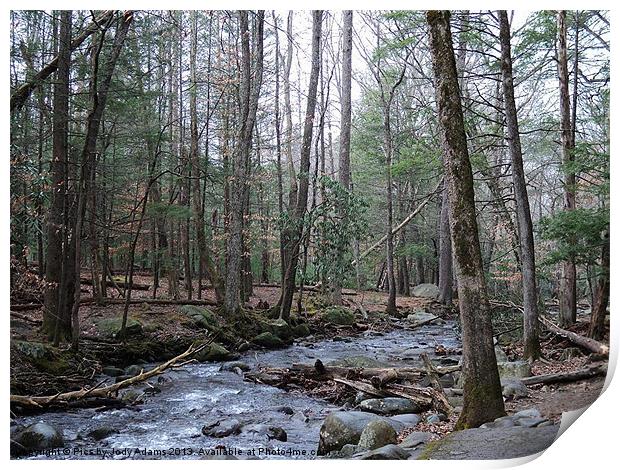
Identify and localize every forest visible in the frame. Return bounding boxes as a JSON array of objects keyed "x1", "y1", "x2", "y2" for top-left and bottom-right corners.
[{"x1": 9, "y1": 9, "x2": 610, "y2": 461}]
